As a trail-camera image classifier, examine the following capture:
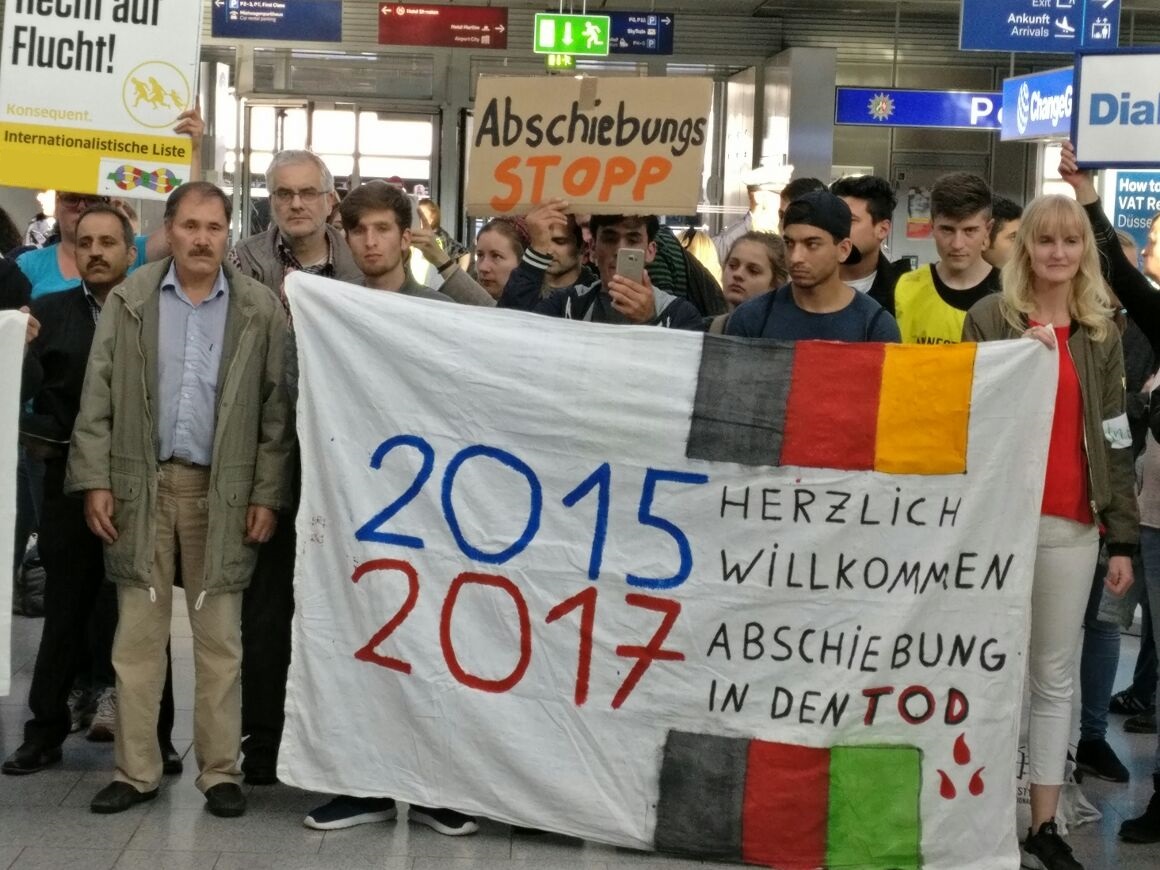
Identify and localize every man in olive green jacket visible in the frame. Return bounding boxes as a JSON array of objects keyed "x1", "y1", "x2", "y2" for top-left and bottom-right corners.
[{"x1": 66, "y1": 182, "x2": 293, "y2": 819}]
